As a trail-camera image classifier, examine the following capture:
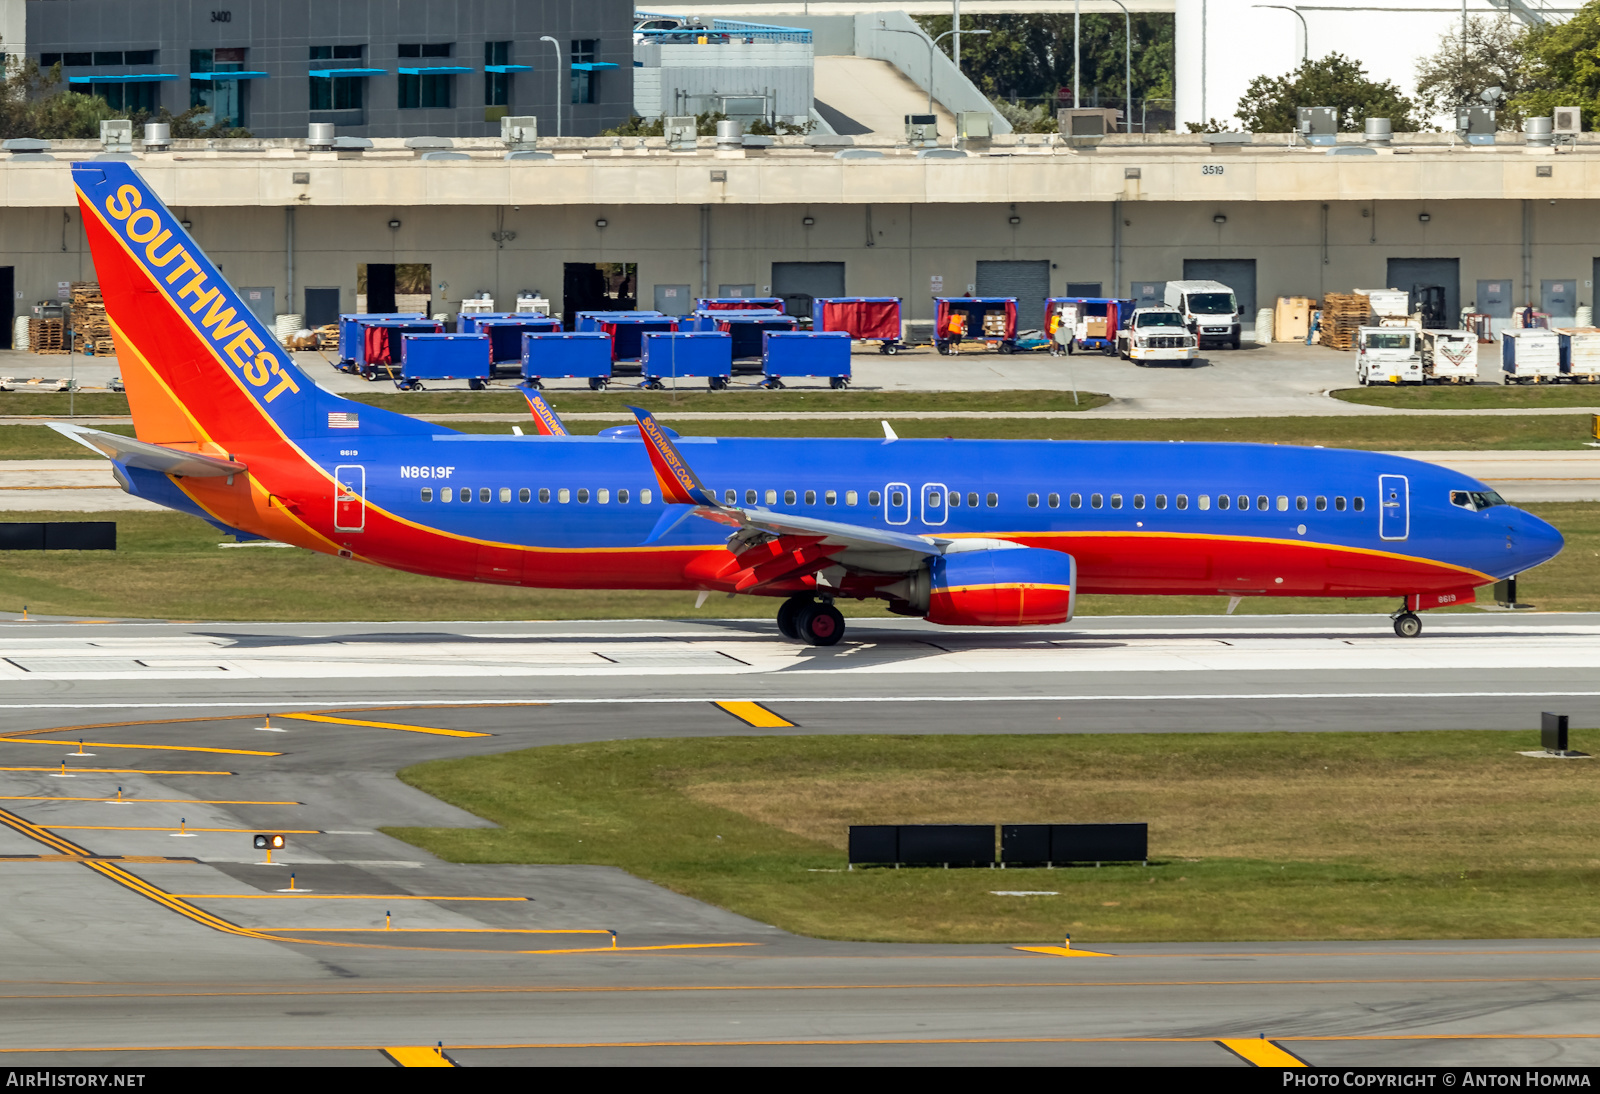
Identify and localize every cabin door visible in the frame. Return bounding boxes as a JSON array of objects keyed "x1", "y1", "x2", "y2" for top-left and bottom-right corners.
[
  {"x1": 1378, "y1": 474, "x2": 1408, "y2": 541},
  {"x1": 334, "y1": 465, "x2": 365, "y2": 532}
]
